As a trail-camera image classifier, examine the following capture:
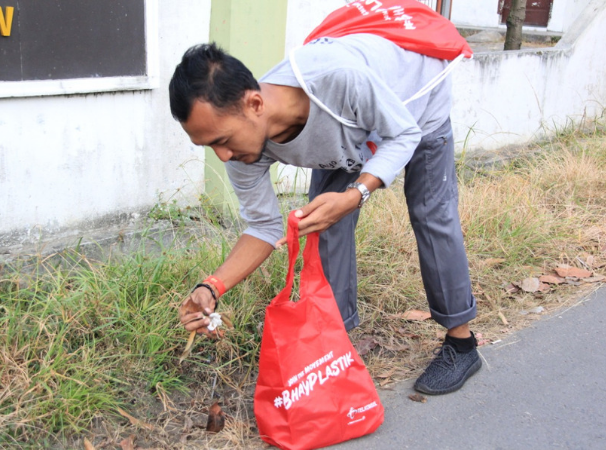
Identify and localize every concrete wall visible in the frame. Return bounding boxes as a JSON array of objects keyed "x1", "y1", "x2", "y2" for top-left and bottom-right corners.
[
  {"x1": 450, "y1": 0, "x2": 592, "y2": 33},
  {"x1": 279, "y1": 0, "x2": 605, "y2": 190},
  {"x1": 450, "y1": 0, "x2": 501, "y2": 29},
  {"x1": 2, "y1": 0, "x2": 605, "y2": 254},
  {"x1": 238, "y1": 0, "x2": 605, "y2": 191},
  {"x1": 452, "y1": 0, "x2": 606, "y2": 153},
  {"x1": 0, "y1": 1, "x2": 211, "y2": 252}
]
